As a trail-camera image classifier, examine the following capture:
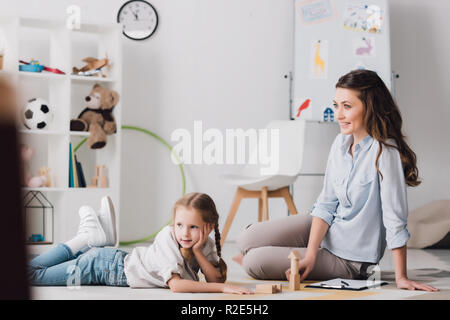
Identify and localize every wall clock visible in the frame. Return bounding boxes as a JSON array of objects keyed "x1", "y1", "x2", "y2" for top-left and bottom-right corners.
[{"x1": 117, "y1": 0, "x2": 158, "y2": 40}]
